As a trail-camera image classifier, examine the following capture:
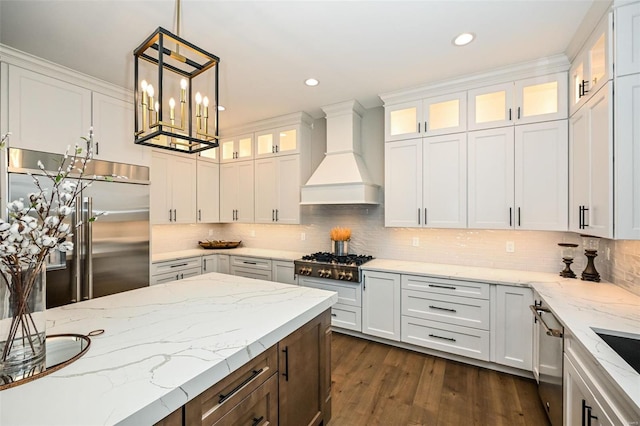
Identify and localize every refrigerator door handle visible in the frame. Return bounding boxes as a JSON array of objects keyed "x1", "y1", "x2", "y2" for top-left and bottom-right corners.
[
  {"x1": 72, "y1": 197, "x2": 82, "y2": 303},
  {"x1": 86, "y1": 197, "x2": 94, "y2": 300}
]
